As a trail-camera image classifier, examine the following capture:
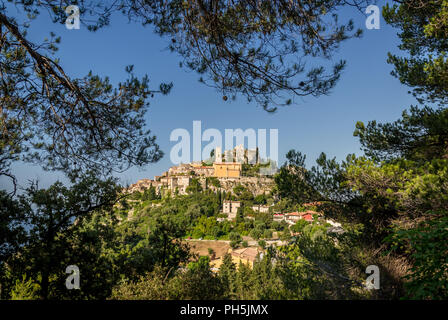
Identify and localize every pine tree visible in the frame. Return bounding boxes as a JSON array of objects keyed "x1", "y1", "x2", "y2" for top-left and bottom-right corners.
[{"x1": 219, "y1": 253, "x2": 236, "y2": 298}]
